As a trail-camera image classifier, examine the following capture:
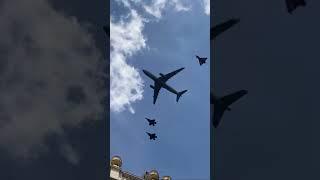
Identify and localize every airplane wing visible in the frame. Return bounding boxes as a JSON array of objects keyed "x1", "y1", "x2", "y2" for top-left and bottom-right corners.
[
  {"x1": 213, "y1": 104, "x2": 225, "y2": 128},
  {"x1": 212, "y1": 90, "x2": 247, "y2": 128},
  {"x1": 211, "y1": 19, "x2": 240, "y2": 40},
  {"x1": 159, "y1": 67, "x2": 185, "y2": 82},
  {"x1": 153, "y1": 83, "x2": 161, "y2": 104},
  {"x1": 211, "y1": 92, "x2": 226, "y2": 128},
  {"x1": 200, "y1": 58, "x2": 207, "y2": 65},
  {"x1": 220, "y1": 90, "x2": 248, "y2": 107}
]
